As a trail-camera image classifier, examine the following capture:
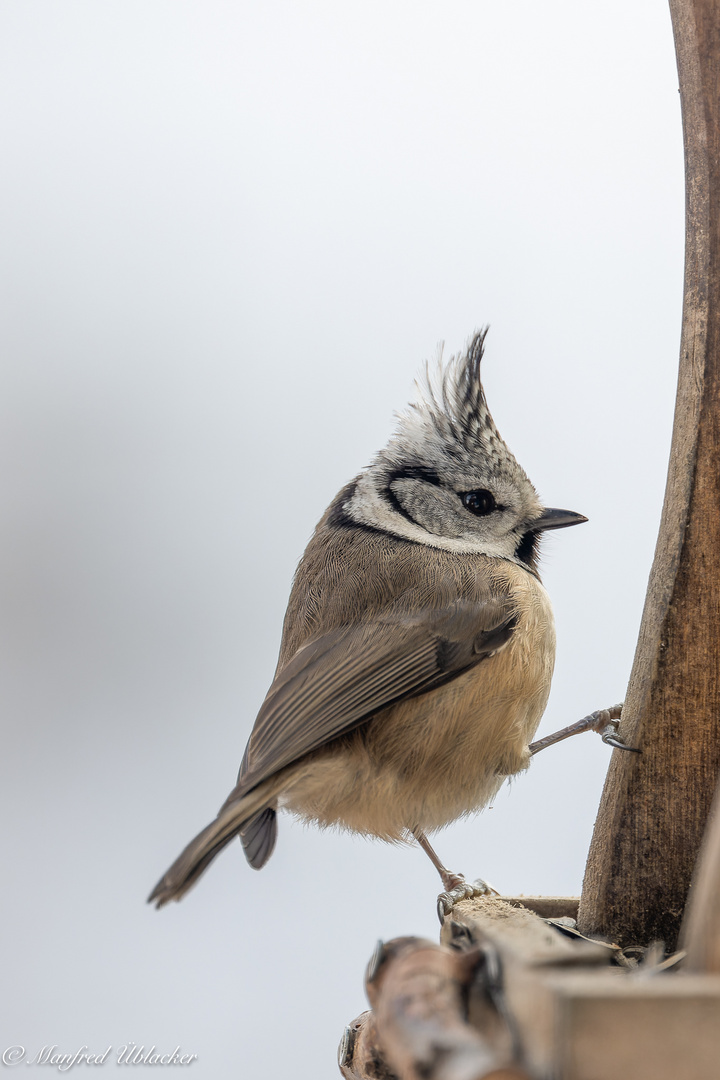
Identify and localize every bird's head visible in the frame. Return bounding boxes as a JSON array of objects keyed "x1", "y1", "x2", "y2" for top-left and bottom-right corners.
[{"x1": 343, "y1": 329, "x2": 586, "y2": 572}]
